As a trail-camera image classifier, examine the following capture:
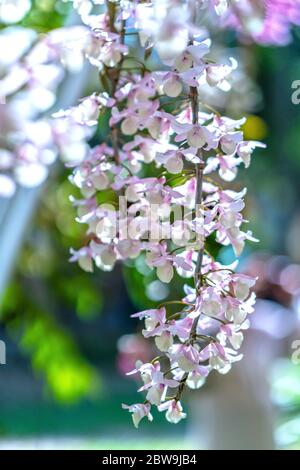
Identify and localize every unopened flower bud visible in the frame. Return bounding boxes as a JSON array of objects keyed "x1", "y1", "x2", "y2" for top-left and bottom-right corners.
[
  {"x1": 155, "y1": 331, "x2": 173, "y2": 352},
  {"x1": 163, "y1": 76, "x2": 183, "y2": 98}
]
